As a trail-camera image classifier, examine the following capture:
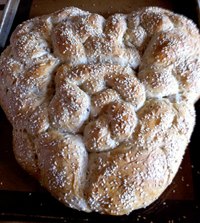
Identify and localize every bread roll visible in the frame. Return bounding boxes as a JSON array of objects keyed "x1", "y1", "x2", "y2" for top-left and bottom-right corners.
[{"x1": 0, "y1": 6, "x2": 199, "y2": 215}]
